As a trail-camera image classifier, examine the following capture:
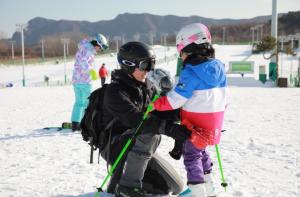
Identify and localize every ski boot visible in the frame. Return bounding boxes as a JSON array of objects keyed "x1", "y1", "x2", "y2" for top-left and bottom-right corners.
[
  {"x1": 204, "y1": 173, "x2": 217, "y2": 197},
  {"x1": 115, "y1": 184, "x2": 152, "y2": 197},
  {"x1": 179, "y1": 183, "x2": 207, "y2": 197},
  {"x1": 71, "y1": 121, "x2": 81, "y2": 132}
]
